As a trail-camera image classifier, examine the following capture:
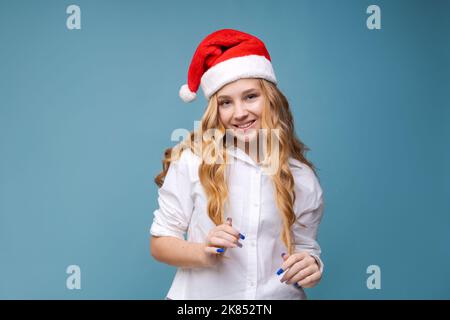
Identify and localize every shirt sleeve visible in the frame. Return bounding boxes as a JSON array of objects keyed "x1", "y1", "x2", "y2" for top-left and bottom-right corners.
[
  {"x1": 291, "y1": 164, "x2": 325, "y2": 274},
  {"x1": 150, "y1": 150, "x2": 195, "y2": 240}
]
